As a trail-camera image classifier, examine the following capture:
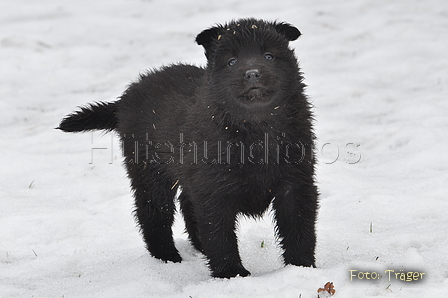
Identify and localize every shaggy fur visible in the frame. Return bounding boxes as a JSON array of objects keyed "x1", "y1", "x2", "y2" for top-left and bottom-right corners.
[{"x1": 58, "y1": 18, "x2": 318, "y2": 278}]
